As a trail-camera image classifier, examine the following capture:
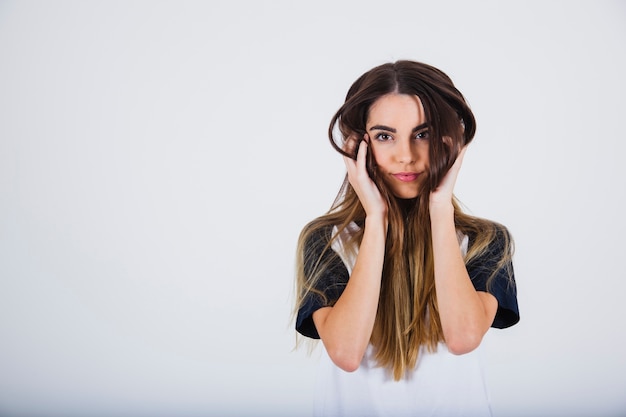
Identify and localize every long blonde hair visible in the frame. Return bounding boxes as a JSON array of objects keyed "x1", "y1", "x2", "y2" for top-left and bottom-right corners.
[{"x1": 294, "y1": 61, "x2": 514, "y2": 380}]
